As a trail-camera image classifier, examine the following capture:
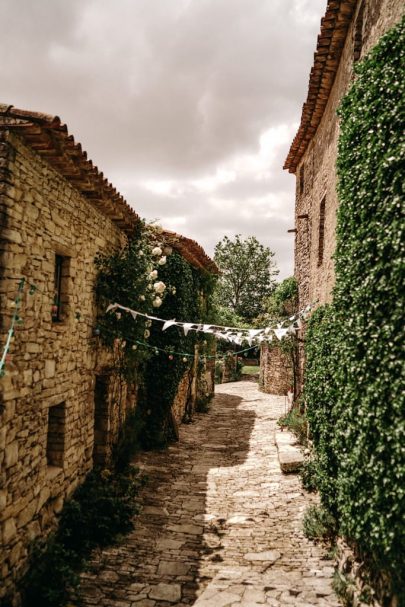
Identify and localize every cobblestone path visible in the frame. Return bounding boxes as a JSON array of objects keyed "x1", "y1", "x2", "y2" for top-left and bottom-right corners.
[{"x1": 79, "y1": 381, "x2": 341, "y2": 607}]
